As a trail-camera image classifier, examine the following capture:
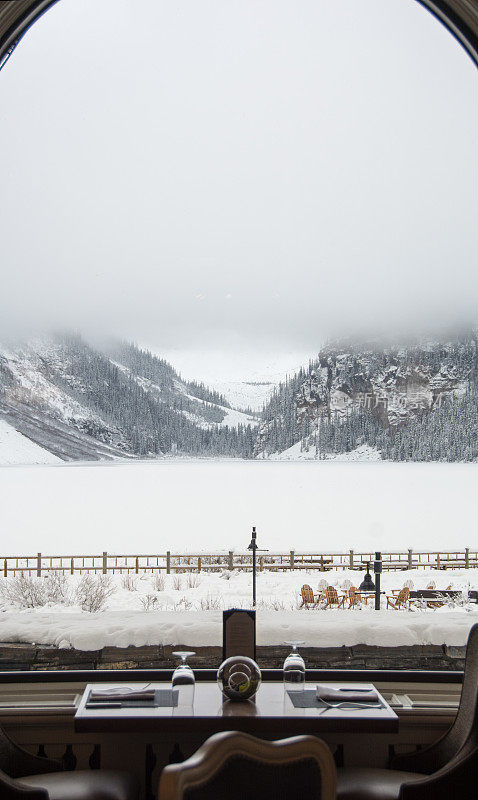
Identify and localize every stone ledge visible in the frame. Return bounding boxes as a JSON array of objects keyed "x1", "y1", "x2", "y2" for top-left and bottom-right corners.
[{"x1": 0, "y1": 643, "x2": 465, "y2": 671}]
